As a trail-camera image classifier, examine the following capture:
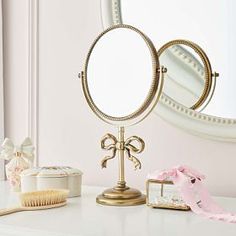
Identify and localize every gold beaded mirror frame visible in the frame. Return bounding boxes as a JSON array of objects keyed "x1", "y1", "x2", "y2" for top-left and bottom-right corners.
[
  {"x1": 80, "y1": 24, "x2": 166, "y2": 206},
  {"x1": 158, "y1": 39, "x2": 219, "y2": 111}
]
